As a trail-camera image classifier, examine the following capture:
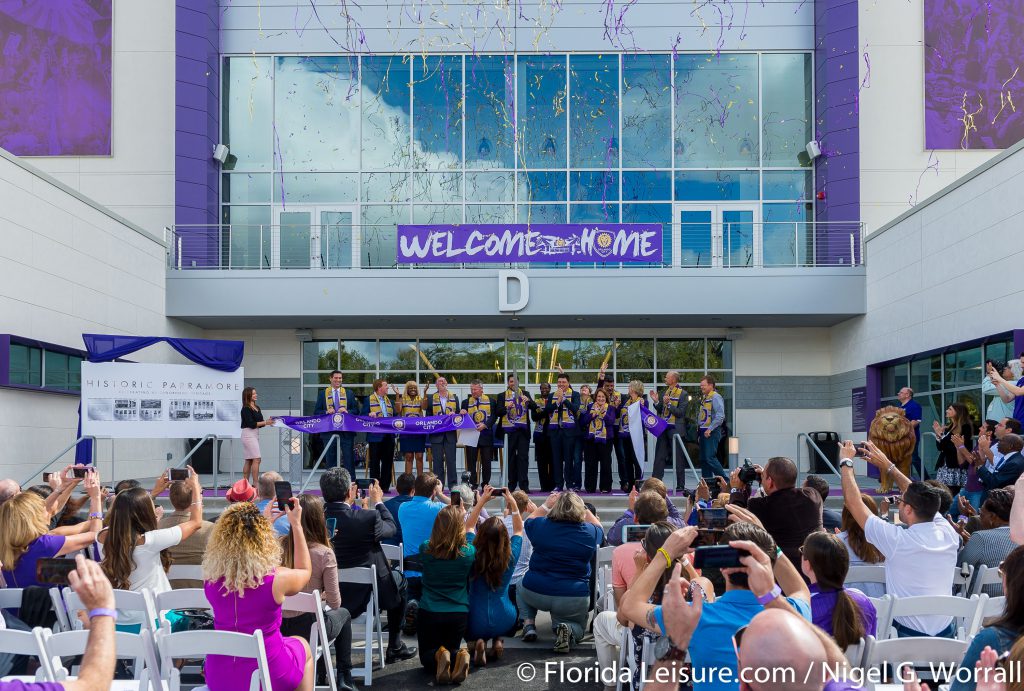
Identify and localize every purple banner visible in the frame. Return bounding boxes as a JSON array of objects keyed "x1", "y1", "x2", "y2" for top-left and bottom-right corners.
[
  {"x1": 925, "y1": 0, "x2": 1024, "y2": 149},
  {"x1": 640, "y1": 406, "x2": 671, "y2": 437},
  {"x1": 397, "y1": 223, "x2": 663, "y2": 263},
  {"x1": 0, "y1": 0, "x2": 112, "y2": 156},
  {"x1": 278, "y1": 412, "x2": 477, "y2": 436}
]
